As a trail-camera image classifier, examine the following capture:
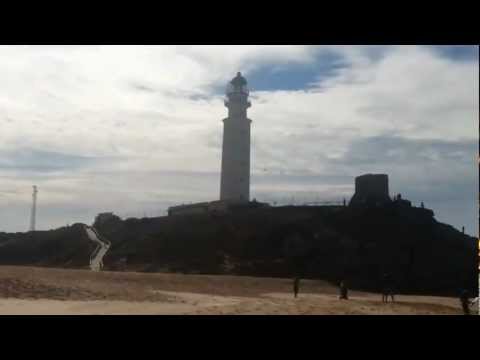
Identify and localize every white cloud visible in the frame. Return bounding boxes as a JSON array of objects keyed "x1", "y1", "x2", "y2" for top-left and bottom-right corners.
[{"x1": 0, "y1": 45, "x2": 477, "y2": 234}]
